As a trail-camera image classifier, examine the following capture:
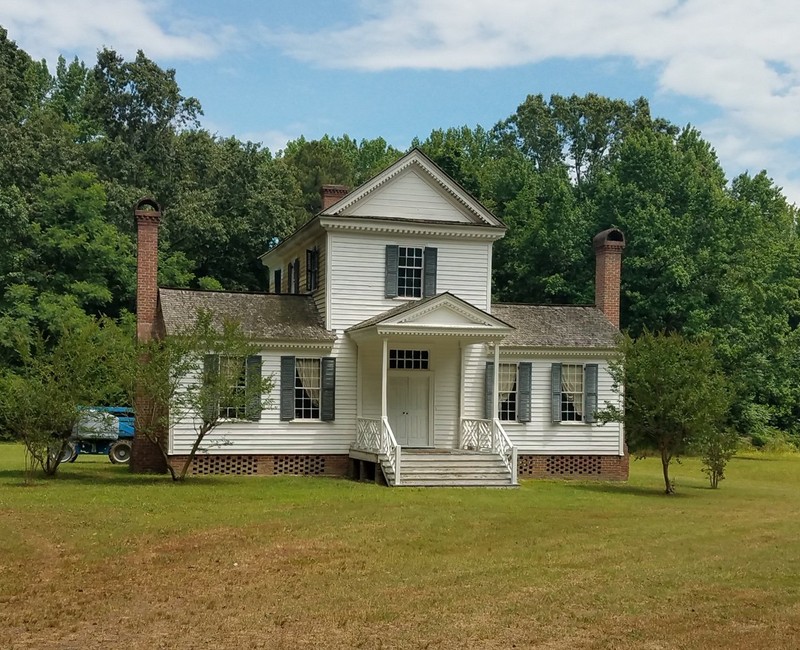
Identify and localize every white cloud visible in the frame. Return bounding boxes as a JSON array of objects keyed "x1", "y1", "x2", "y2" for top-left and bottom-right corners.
[
  {"x1": 267, "y1": 0, "x2": 800, "y2": 203},
  {"x1": 0, "y1": 0, "x2": 227, "y2": 64}
]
